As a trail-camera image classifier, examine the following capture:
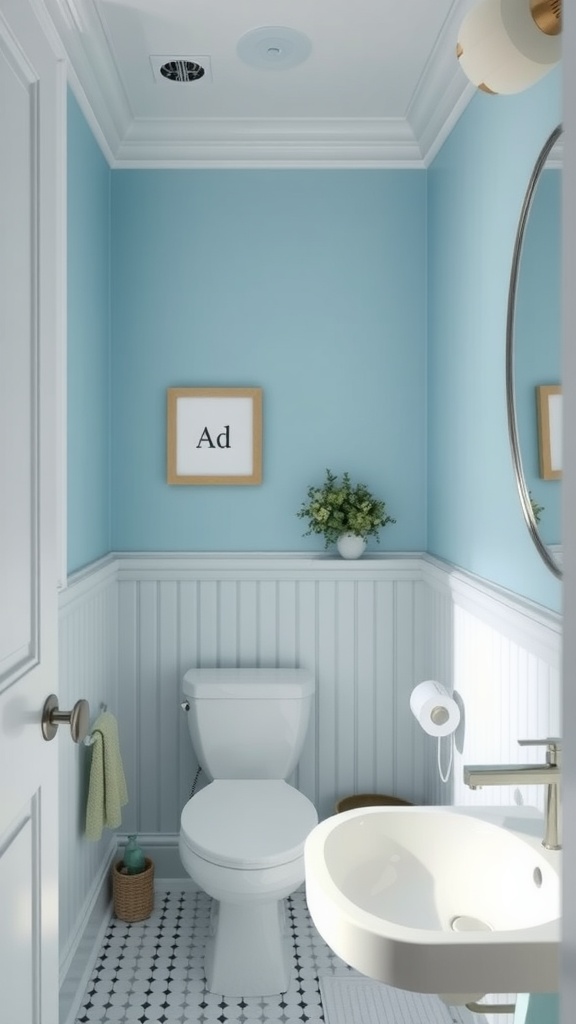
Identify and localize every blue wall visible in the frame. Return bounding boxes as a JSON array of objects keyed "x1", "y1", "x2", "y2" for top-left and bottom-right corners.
[
  {"x1": 427, "y1": 69, "x2": 562, "y2": 610},
  {"x1": 67, "y1": 71, "x2": 563, "y2": 608},
  {"x1": 516, "y1": 167, "x2": 561, "y2": 547},
  {"x1": 110, "y1": 170, "x2": 427, "y2": 552},
  {"x1": 67, "y1": 93, "x2": 111, "y2": 572}
]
